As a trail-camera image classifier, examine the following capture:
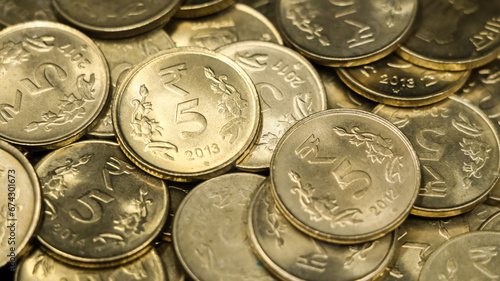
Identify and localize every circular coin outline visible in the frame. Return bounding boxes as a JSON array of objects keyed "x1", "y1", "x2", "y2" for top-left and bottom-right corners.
[{"x1": 175, "y1": 0, "x2": 237, "y2": 18}]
